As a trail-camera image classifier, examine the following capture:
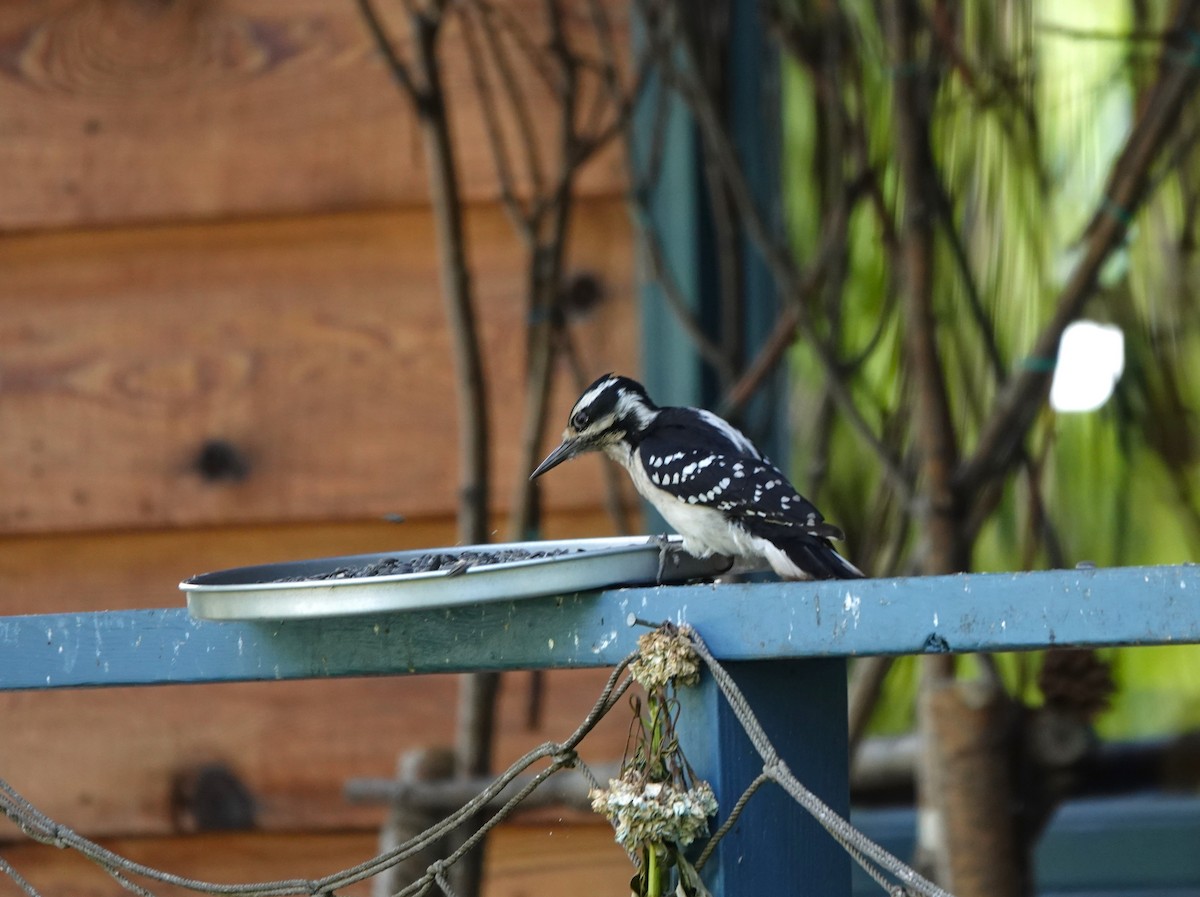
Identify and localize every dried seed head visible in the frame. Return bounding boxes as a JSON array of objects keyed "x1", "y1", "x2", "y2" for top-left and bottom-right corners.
[
  {"x1": 630, "y1": 627, "x2": 701, "y2": 690},
  {"x1": 589, "y1": 769, "x2": 717, "y2": 855}
]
